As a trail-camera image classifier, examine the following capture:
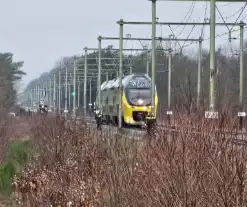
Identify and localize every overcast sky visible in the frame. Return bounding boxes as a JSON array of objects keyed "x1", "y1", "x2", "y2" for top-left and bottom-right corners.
[{"x1": 0, "y1": 0, "x2": 246, "y2": 90}]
